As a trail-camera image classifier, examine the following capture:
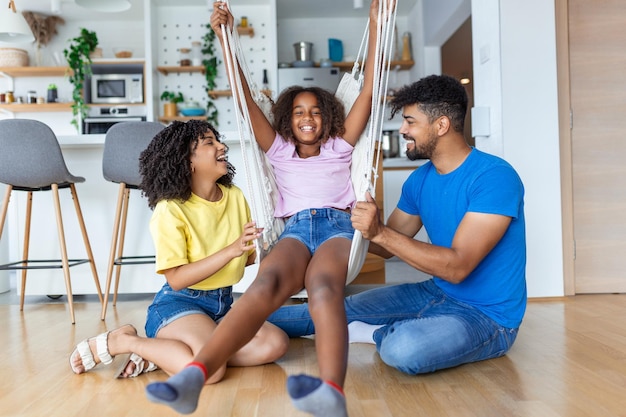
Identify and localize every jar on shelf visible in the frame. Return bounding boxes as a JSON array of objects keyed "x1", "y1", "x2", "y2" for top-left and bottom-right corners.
[
  {"x1": 240, "y1": 16, "x2": 248, "y2": 28},
  {"x1": 6, "y1": 91, "x2": 14, "y2": 103},
  {"x1": 179, "y1": 48, "x2": 191, "y2": 66},
  {"x1": 191, "y1": 41, "x2": 202, "y2": 67},
  {"x1": 27, "y1": 90, "x2": 37, "y2": 104}
]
